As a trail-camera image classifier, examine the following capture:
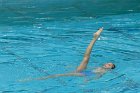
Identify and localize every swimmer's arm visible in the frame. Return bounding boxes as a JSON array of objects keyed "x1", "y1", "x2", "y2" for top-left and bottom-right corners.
[
  {"x1": 19, "y1": 73, "x2": 83, "y2": 82},
  {"x1": 84, "y1": 74, "x2": 103, "y2": 82},
  {"x1": 94, "y1": 74, "x2": 103, "y2": 80}
]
